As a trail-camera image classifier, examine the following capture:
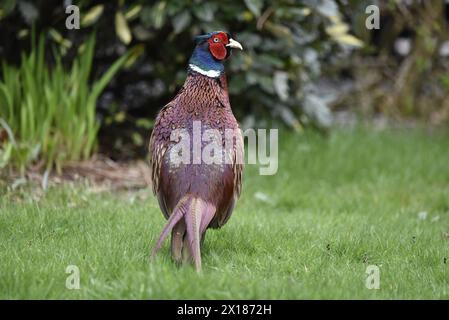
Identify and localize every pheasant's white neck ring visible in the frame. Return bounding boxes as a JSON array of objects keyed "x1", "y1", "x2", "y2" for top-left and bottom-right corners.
[{"x1": 189, "y1": 64, "x2": 221, "y2": 78}]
